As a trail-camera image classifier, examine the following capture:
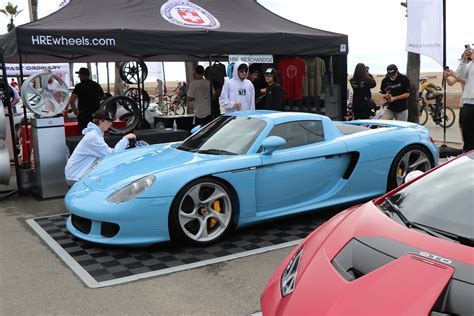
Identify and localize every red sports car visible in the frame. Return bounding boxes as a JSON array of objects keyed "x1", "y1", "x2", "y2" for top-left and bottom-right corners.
[{"x1": 261, "y1": 151, "x2": 473, "y2": 315}]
